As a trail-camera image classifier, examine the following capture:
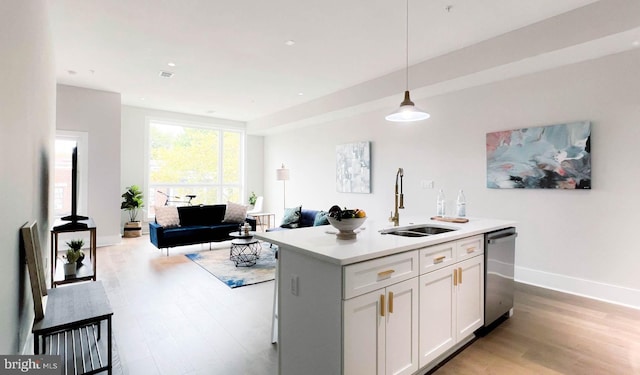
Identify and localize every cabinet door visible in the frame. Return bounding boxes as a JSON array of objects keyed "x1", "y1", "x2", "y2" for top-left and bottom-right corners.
[
  {"x1": 418, "y1": 266, "x2": 456, "y2": 368},
  {"x1": 456, "y1": 256, "x2": 484, "y2": 340},
  {"x1": 385, "y1": 278, "x2": 419, "y2": 375},
  {"x1": 344, "y1": 289, "x2": 385, "y2": 375}
]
